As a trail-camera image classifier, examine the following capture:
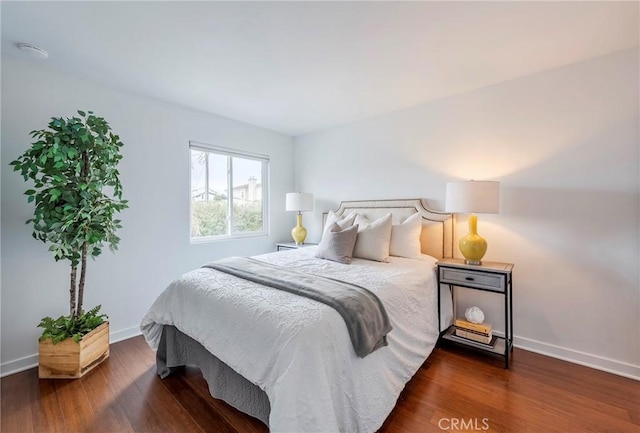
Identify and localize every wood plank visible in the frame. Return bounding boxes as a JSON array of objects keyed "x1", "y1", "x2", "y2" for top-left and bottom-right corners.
[
  {"x1": 80, "y1": 358, "x2": 136, "y2": 433},
  {"x1": 160, "y1": 371, "x2": 239, "y2": 433},
  {"x1": 378, "y1": 346, "x2": 640, "y2": 433},
  {"x1": 118, "y1": 339, "x2": 207, "y2": 433},
  {"x1": 99, "y1": 344, "x2": 172, "y2": 433},
  {"x1": 127, "y1": 334, "x2": 264, "y2": 433},
  {"x1": 2, "y1": 337, "x2": 639, "y2": 433},
  {"x1": 1, "y1": 368, "x2": 35, "y2": 433},
  {"x1": 182, "y1": 367, "x2": 268, "y2": 433},
  {"x1": 53, "y1": 377, "x2": 97, "y2": 432},
  {"x1": 28, "y1": 369, "x2": 68, "y2": 433}
]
